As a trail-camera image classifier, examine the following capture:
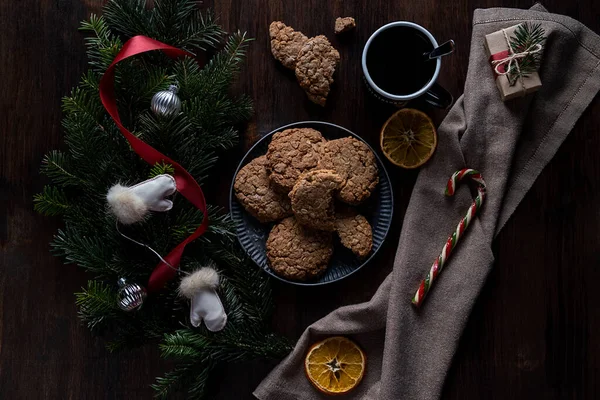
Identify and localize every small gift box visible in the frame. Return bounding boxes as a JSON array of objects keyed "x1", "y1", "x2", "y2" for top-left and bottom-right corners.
[{"x1": 484, "y1": 23, "x2": 545, "y2": 101}]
